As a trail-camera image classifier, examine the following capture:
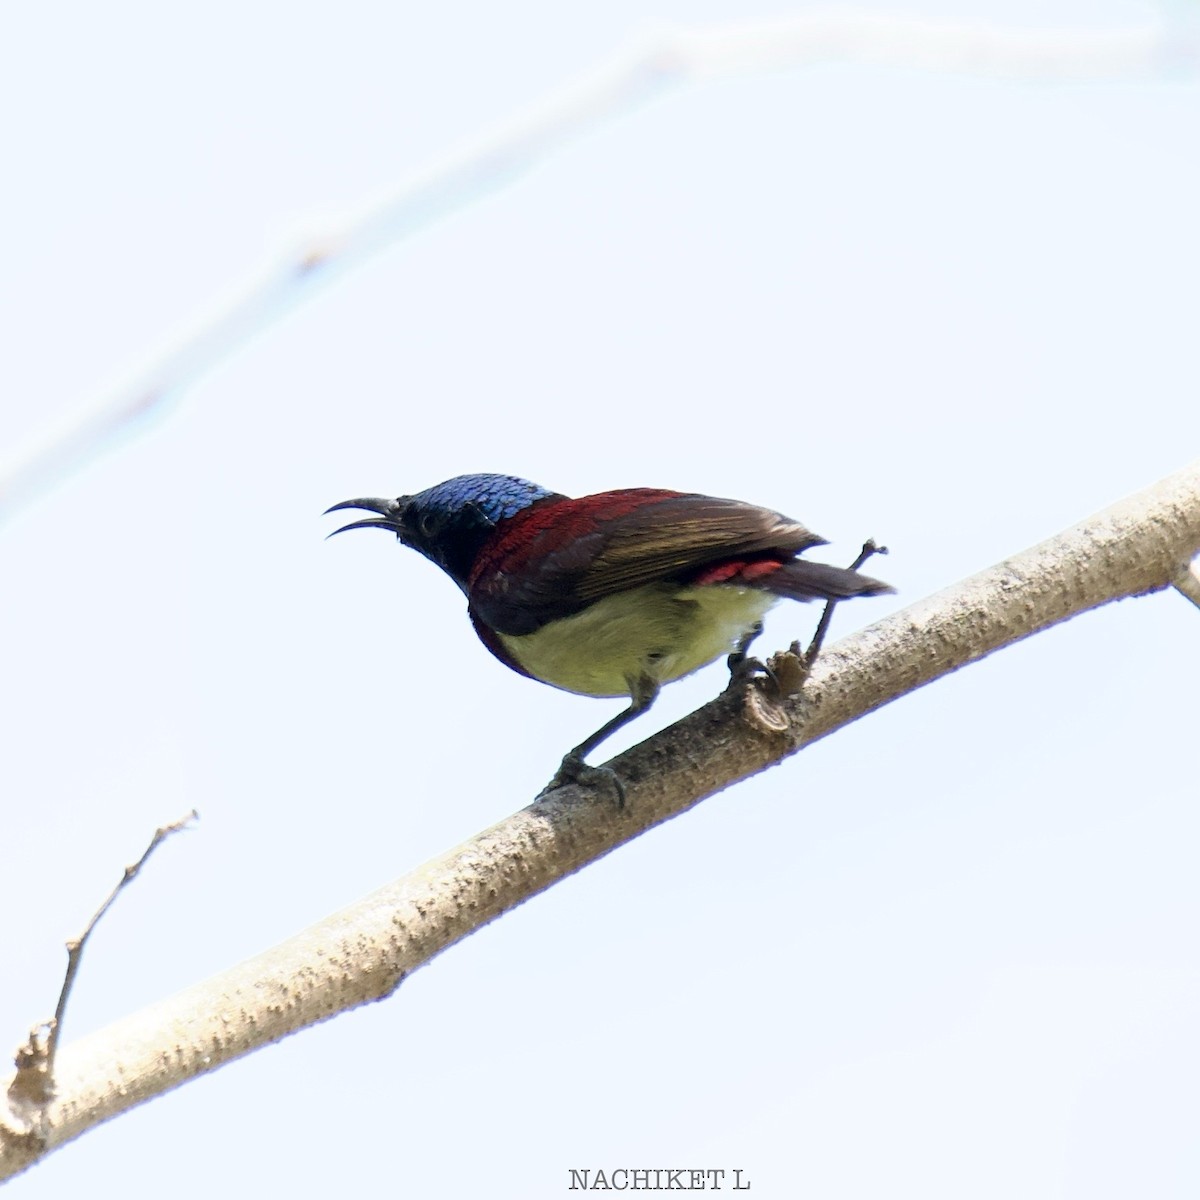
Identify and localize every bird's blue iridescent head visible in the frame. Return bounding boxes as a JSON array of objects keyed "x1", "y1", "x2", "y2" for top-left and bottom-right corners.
[
  {"x1": 326, "y1": 473, "x2": 562, "y2": 589},
  {"x1": 410, "y1": 474, "x2": 557, "y2": 526}
]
